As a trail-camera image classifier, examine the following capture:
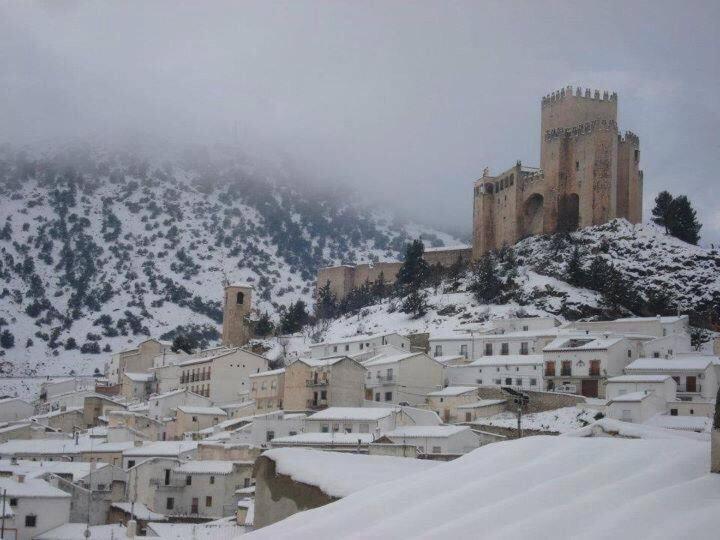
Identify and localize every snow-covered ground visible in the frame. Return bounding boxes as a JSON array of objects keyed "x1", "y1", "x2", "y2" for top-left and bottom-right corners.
[
  {"x1": 474, "y1": 406, "x2": 599, "y2": 433},
  {"x1": 247, "y1": 429, "x2": 720, "y2": 539}
]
